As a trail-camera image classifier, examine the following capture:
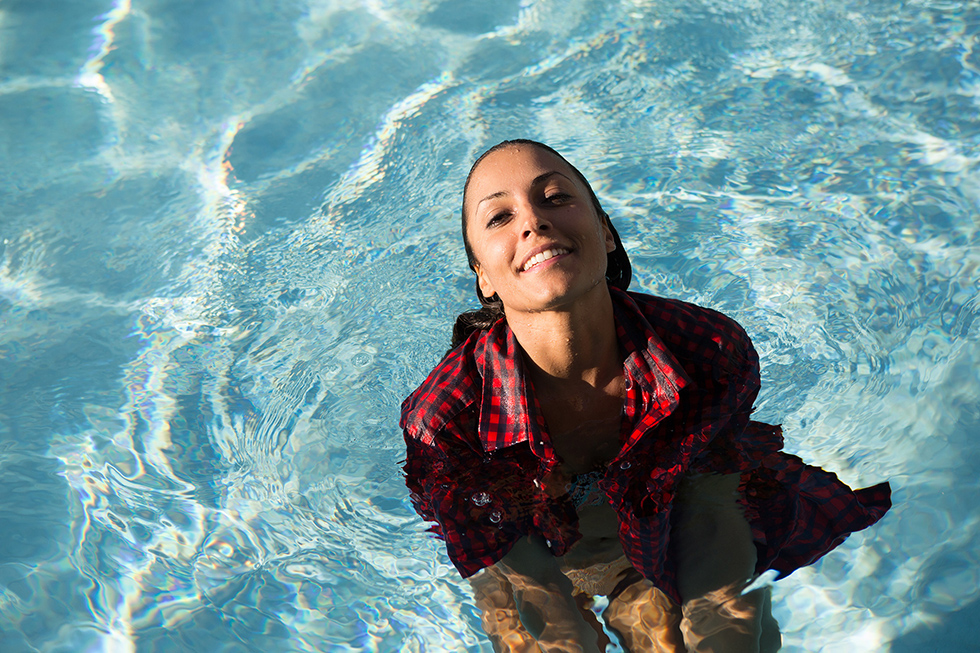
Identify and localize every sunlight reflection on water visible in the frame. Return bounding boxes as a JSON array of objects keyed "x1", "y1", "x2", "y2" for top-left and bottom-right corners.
[{"x1": 0, "y1": 0, "x2": 978, "y2": 651}]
